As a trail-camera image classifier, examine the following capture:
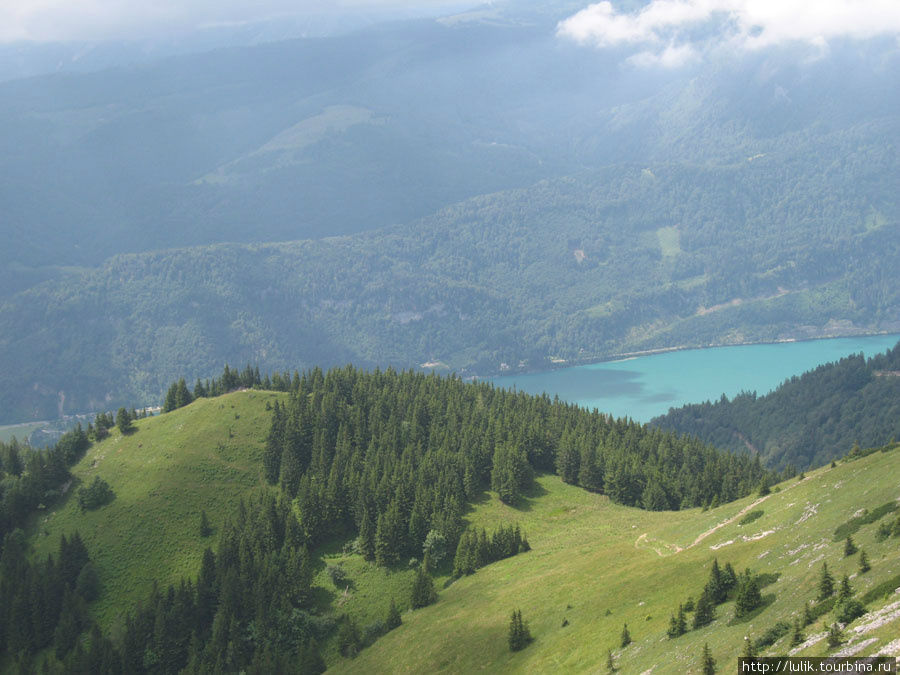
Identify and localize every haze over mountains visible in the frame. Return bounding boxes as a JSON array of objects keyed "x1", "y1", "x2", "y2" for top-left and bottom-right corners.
[{"x1": 1, "y1": 0, "x2": 898, "y2": 421}]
